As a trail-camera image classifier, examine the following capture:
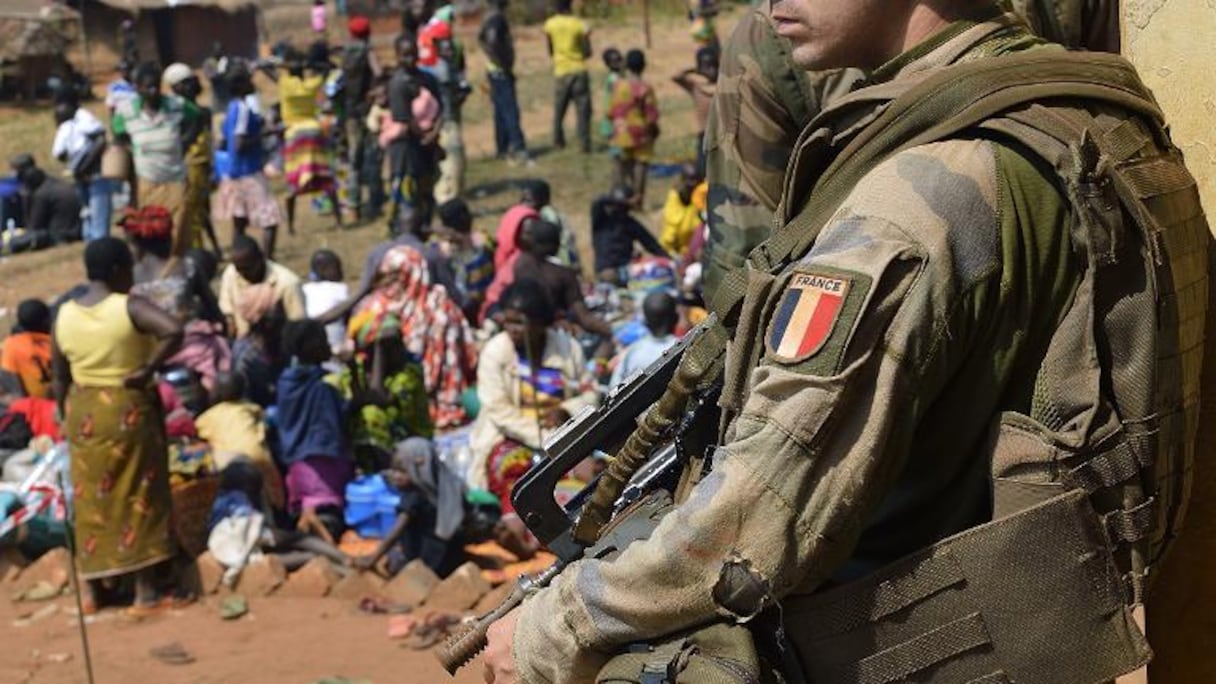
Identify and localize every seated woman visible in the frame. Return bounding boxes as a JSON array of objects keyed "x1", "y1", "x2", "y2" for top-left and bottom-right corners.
[
  {"x1": 123, "y1": 216, "x2": 230, "y2": 397},
  {"x1": 329, "y1": 325, "x2": 433, "y2": 472},
  {"x1": 349, "y1": 245, "x2": 477, "y2": 428},
  {"x1": 468, "y1": 279, "x2": 600, "y2": 546},
  {"x1": 208, "y1": 459, "x2": 348, "y2": 584},
  {"x1": 277, "y1": 319, "x2": 353, "y2": 544}
]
